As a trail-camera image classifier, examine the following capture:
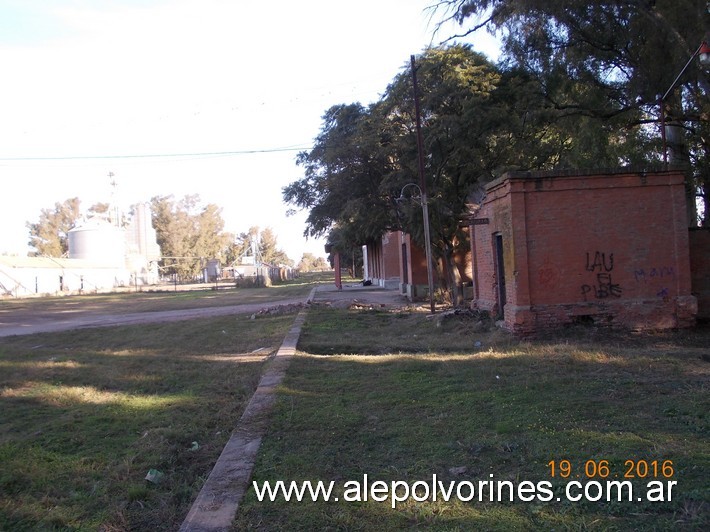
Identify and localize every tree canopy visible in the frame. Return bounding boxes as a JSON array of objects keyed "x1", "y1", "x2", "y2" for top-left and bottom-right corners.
[
  {"x1": 283, "y1": 2, "x2": 709, "y2": 305},
  {"x1": 297, "y1": 252, "x2": 330, "y2": 272},
  {"x1": 434, "y1": 0, "x2": 710, "y2": 223},
  {"x1": 284, "y1": 44, "x2": 640, "y2": 299},
  {"x1": 285, "y1": 47, "x2": 505, "y2": 237},
  {"x1": 26, "y1": 198, "x2": 81, "y2": 257},
  {"x1": 150, "y1": 194, "x2": 231, "y2": 280},
  {"x1": 228, "y1": 226, "x2": 293, "y2": 268}
]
